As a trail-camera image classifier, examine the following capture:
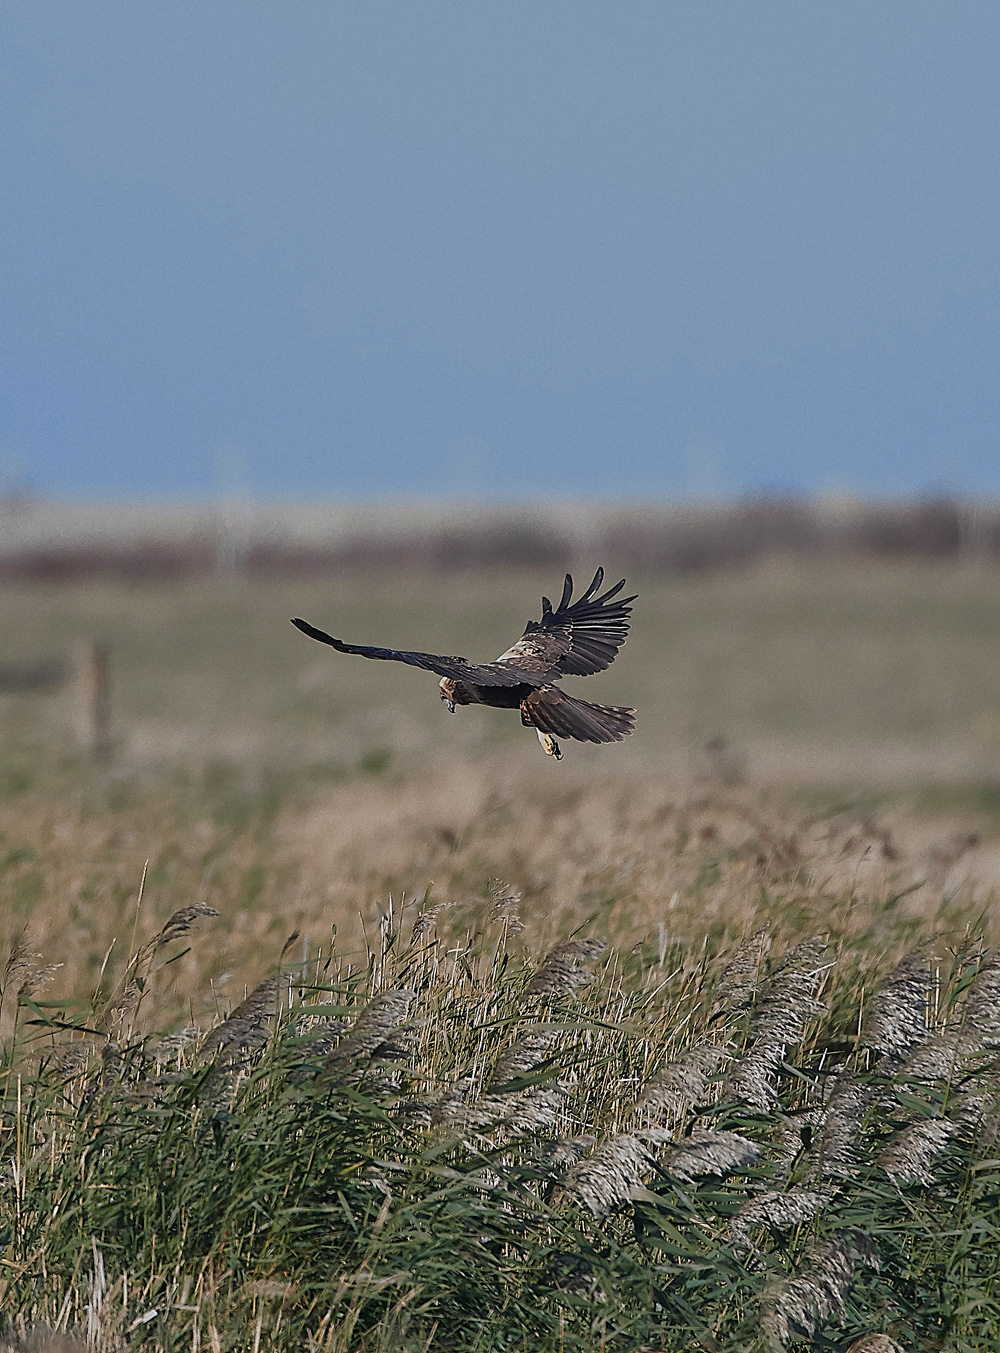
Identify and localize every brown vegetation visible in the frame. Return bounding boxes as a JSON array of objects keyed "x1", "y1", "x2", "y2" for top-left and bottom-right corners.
[{"x1": 0, "y1": 497, "x2": 998, "y2": 581}]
